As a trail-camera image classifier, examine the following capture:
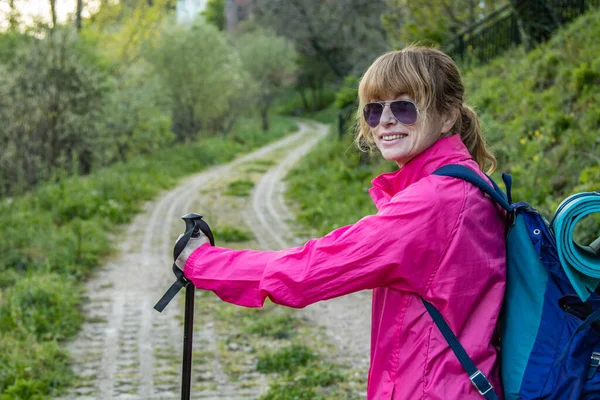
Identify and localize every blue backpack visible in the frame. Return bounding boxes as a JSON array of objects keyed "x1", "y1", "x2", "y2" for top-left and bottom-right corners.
[{"x1": 424, "y1": 164, "x2": 600, "y2": 399}]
